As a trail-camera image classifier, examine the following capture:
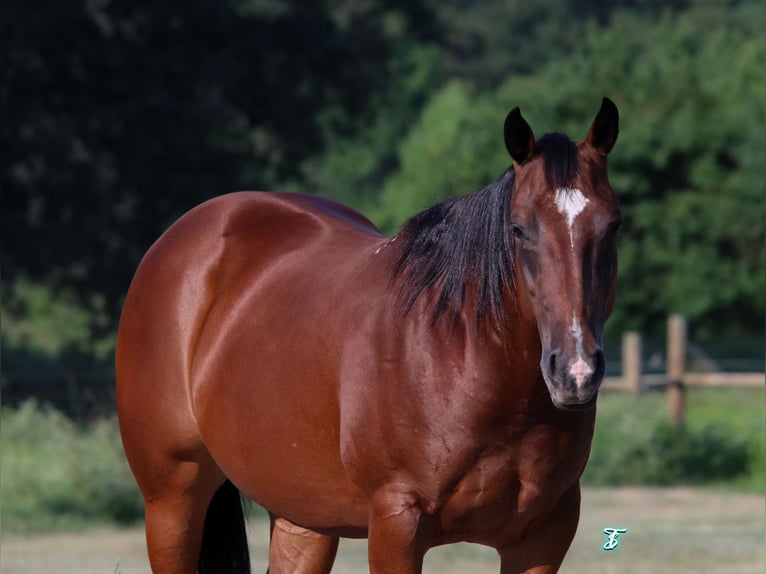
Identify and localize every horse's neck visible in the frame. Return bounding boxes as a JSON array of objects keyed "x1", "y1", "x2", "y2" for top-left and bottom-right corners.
[{"x1": 494, "y1": 290, "x2": 543, "y2": 367}]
